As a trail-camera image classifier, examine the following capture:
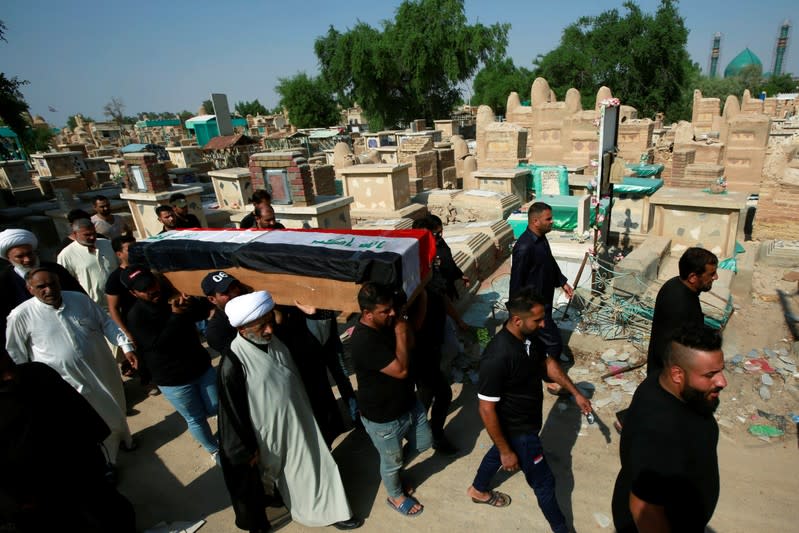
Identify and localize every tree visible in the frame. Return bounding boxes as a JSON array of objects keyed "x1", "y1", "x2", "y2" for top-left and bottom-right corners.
[
  {"x1": 472, "y1": 58, "x2": 536, "y2": 115},
  {"x1": 275, "y1": 73, "x2": 340, "y2": 128},
  {"x1": 103, "y1": 97, "x2": 125, "y2": 126},
  {"x1": 177, "y1": 110, "x2": 193, "y2": 124},
  {"x1": 234, "y1": 99, "x2": 268, "y2": 117},
  {"x1": 314, "y1": 0, "x2": 508, "y2": 129},
  {"x1": 0, "y1": 20, "x2": 31, "y2": 142},
  {"x1": 534, "y1": 0, "x2": 692, "y2": 121},
  {"x1": 66, "y1": 114, "x2": 95, "y2": 129},
  {"x1": 201, "y1": 99, "x2": 214, "y2": 115}
]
